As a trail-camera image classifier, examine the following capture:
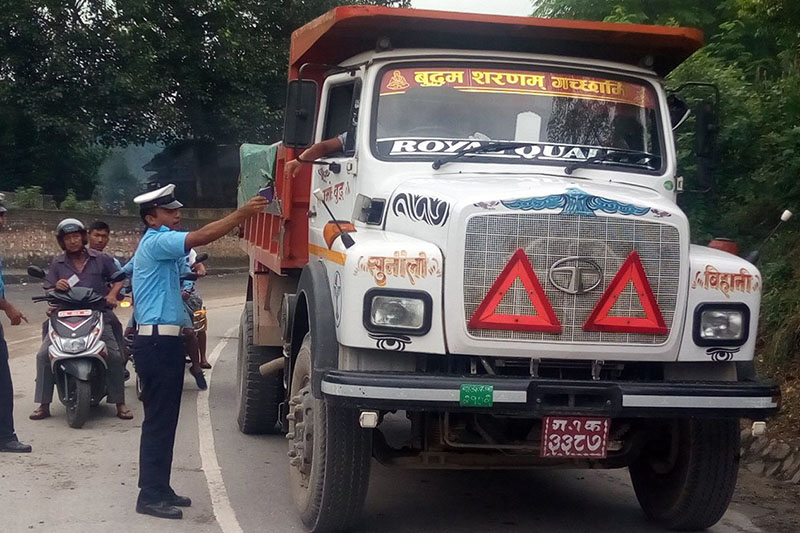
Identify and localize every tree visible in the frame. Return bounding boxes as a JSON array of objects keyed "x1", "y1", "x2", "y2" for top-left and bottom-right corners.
[
  {"x1": 0, "y1": 0, "x2": 407, "y2": 198},
  {"x1": 0, "y1": 1, "x2": 114, "y2": 199}
]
